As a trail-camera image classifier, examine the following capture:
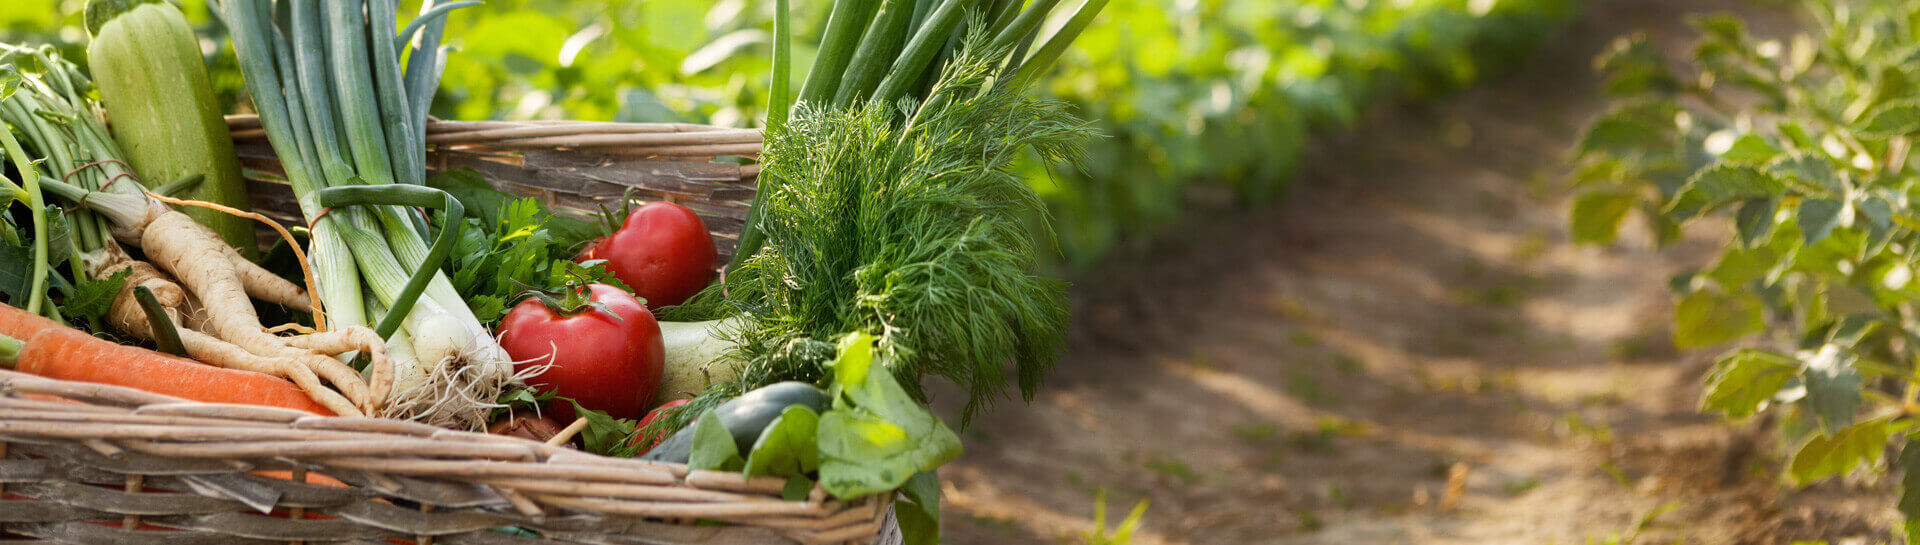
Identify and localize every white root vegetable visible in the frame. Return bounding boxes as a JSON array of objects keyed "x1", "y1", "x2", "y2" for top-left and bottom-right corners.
[{"x1": 654, "y1": 318, "x2": 745, "y2": 403}]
